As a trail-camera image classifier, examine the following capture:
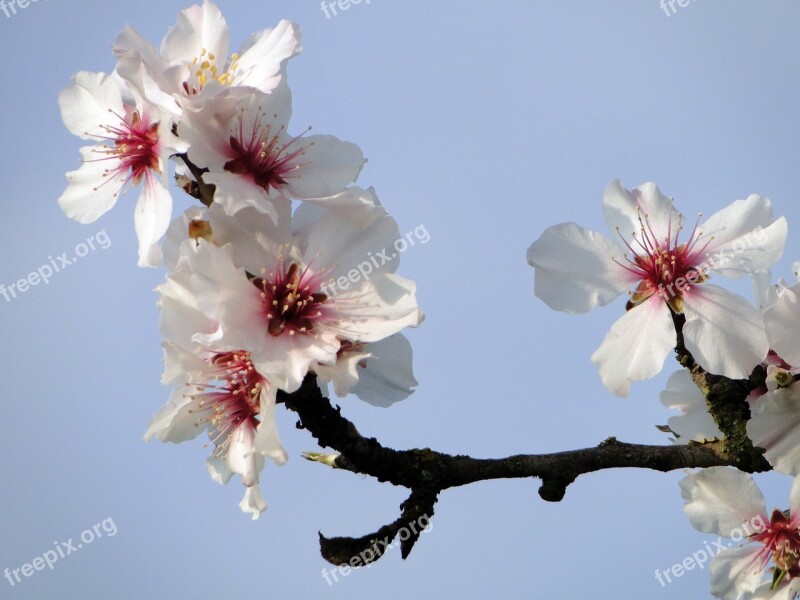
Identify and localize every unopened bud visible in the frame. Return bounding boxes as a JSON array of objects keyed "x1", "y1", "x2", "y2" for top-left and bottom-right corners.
[
  {"x1": 302, "y1": 451, "x2": 340, "y2": 468},
  {"x1": 189, "y1": 219, "x2": 213, "y2": 243},
  {"x1": 775, "y1": 368, "x2": 794, "y2": 389}
]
